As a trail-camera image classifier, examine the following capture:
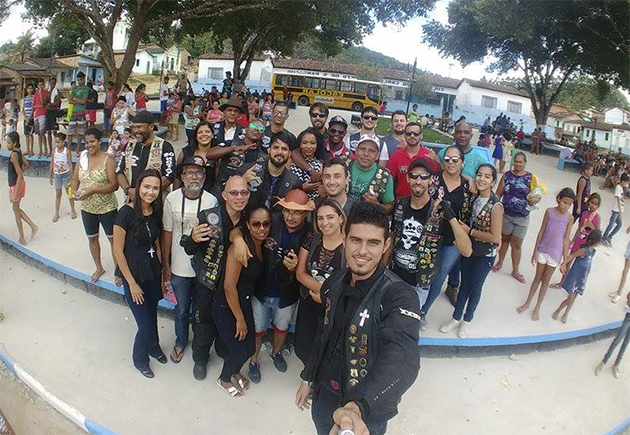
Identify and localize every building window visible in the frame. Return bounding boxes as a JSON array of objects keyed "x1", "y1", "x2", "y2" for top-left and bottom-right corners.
[
  {"x1": 557, "y1": 120, "x2": 561, "y2": 127},
  {"x1": 481, "y1": 95, "x2": 497, "y2": 109},
  {"x1": 507, "y1": 100, "x2": 522, "y2": 114},
  {"x1": 586, "y1": 129, "x2": 590, "y2": 137},
  {"x1": 395, "y1": 90, "x2": 403, "y2": 100},
  {"x1": 606, "y1": 132, "x2": 610, "y2": 141},
  {"x1": 207, "y1": 67, "x2": 223, "y2": 80},
  {"x1": 135, "y1": 59, "x2": 140, "y2": 67}
]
